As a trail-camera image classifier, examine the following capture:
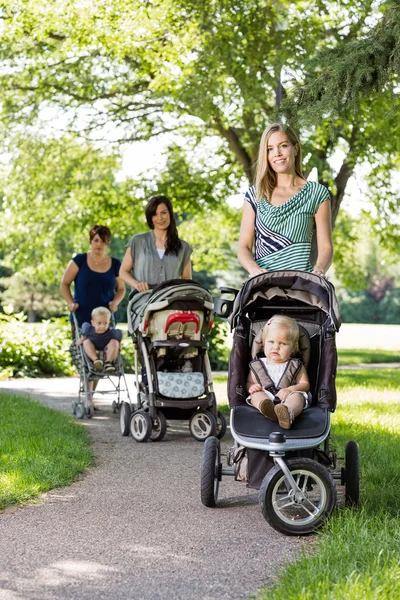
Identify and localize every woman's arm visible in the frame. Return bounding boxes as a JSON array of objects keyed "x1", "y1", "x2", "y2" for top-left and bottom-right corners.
[
  {"x1": 60, "y1": 260, "x2": 80, "y2": 311},
  {"x1": 182, "y1": 259, "x2": 192, "y2": 280},
  {"x1": 108, "y1": 276, "x2": 126, "y2": 313},
  {"x1": 237, "y1": 201, "x2": 267, "y2": 276},
  {"x1": 119, "y1": 248, "x2": 149, "y2": 292},
  {"x1": 313, "y1": 200, "x2": 333, "y2": 277}
]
